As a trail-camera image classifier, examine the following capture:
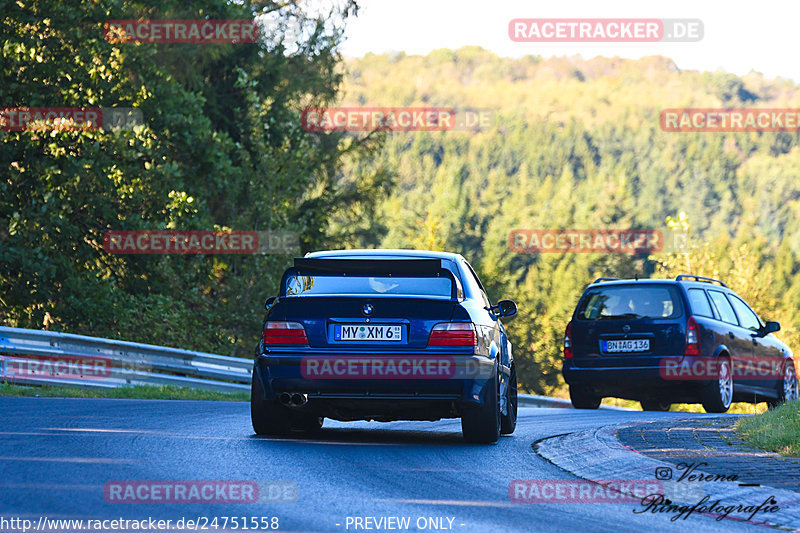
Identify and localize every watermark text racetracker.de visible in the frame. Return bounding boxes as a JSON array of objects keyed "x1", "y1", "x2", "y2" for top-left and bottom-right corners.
[
  {"x1": 0, "y1": 354, "x2": 112, "y2": 381},
  {"x1": 509, "y1": 479, "x2": 663, "y2": 503},
  {"x1": 661, "y1": 108, "x2": 800, "y2": 132},
  {"x1": 509, "y1": 229, "x2": 673, "y2": 254},
  {"x1": 104, "y1": 480, "x2": 297, "y2": 504},
  {"x1": 300, "y1": 356, "x2": 494, "y2": 380},
  {"x1": 508, "y1": 18, "x2": 703, "y2": 42},
  {"x1": 103, "y1": 230, "x2": 299, "y2": 255},
  {"x1": 660, "y1": 356, "x2": 797, "y2": 381},
  {"x1": 0, "y1": 107, "x2": 143, "y2": 131},
  {"x1": 300, "y1": 107, "x2": 496, "y2": 132},
  {"x1": 104, "y1": 19, "x2": 259, "y2": 43}
]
